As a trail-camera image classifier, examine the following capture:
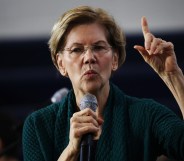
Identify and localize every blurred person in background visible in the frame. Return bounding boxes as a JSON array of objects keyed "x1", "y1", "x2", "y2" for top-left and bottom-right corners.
[{"x1": 0, "y1": 113, "x2": 21, "y2": 161}]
